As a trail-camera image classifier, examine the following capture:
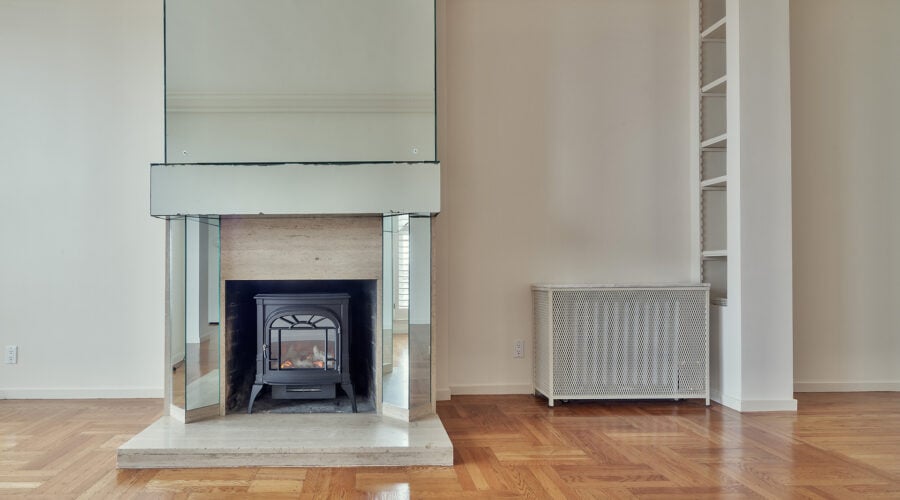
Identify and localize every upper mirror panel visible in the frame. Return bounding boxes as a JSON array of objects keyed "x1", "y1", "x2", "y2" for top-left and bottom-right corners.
[{"x1": 165, "y1": 0, "x2": 436, "y2": 163}]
